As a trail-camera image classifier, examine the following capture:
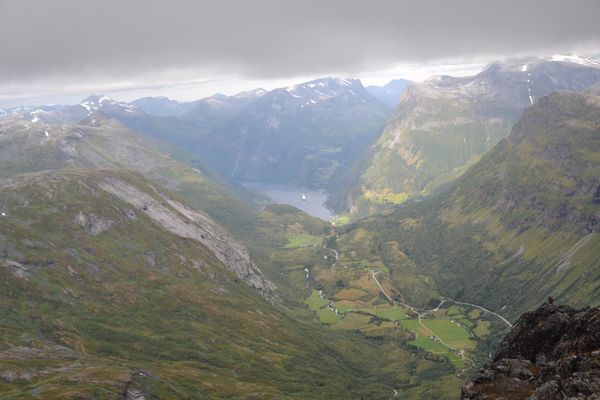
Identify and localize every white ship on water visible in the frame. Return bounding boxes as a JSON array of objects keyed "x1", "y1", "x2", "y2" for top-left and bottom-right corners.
[{"x1": 301, "y1": 193, "x2": 307, "y2": 201}]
